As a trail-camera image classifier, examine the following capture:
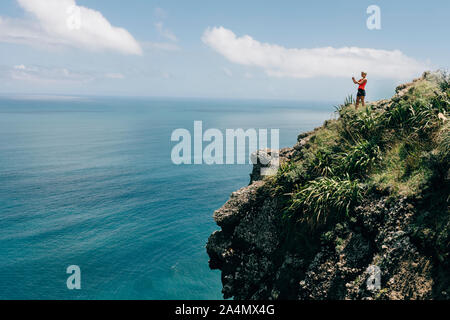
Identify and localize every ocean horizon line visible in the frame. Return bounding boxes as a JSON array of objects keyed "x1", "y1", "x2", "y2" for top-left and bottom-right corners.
[{"x1": 0, "y1": 92, "x2": 342, "y2": 105}]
